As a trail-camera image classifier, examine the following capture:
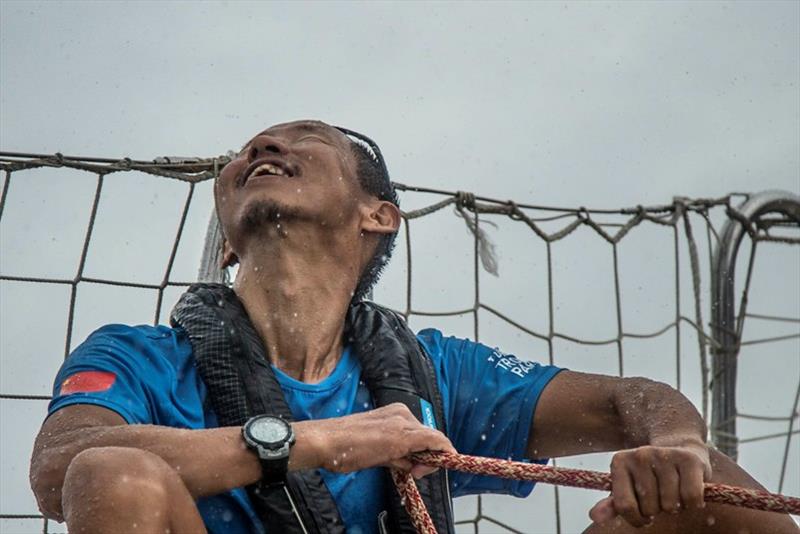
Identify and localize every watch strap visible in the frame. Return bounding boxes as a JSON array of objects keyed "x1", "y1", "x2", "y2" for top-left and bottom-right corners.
[{"x1": 259, "y1": 455, "x2": 290, "y2": 485}]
